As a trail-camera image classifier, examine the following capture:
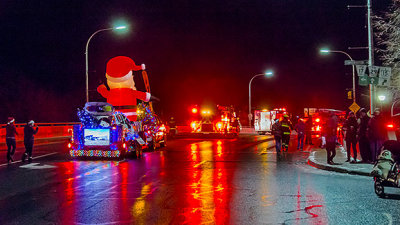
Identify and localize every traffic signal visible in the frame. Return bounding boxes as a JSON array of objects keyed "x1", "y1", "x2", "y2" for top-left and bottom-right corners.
[{"x1": 347, "y1": 91, "x2": 352, "y2": 100}]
